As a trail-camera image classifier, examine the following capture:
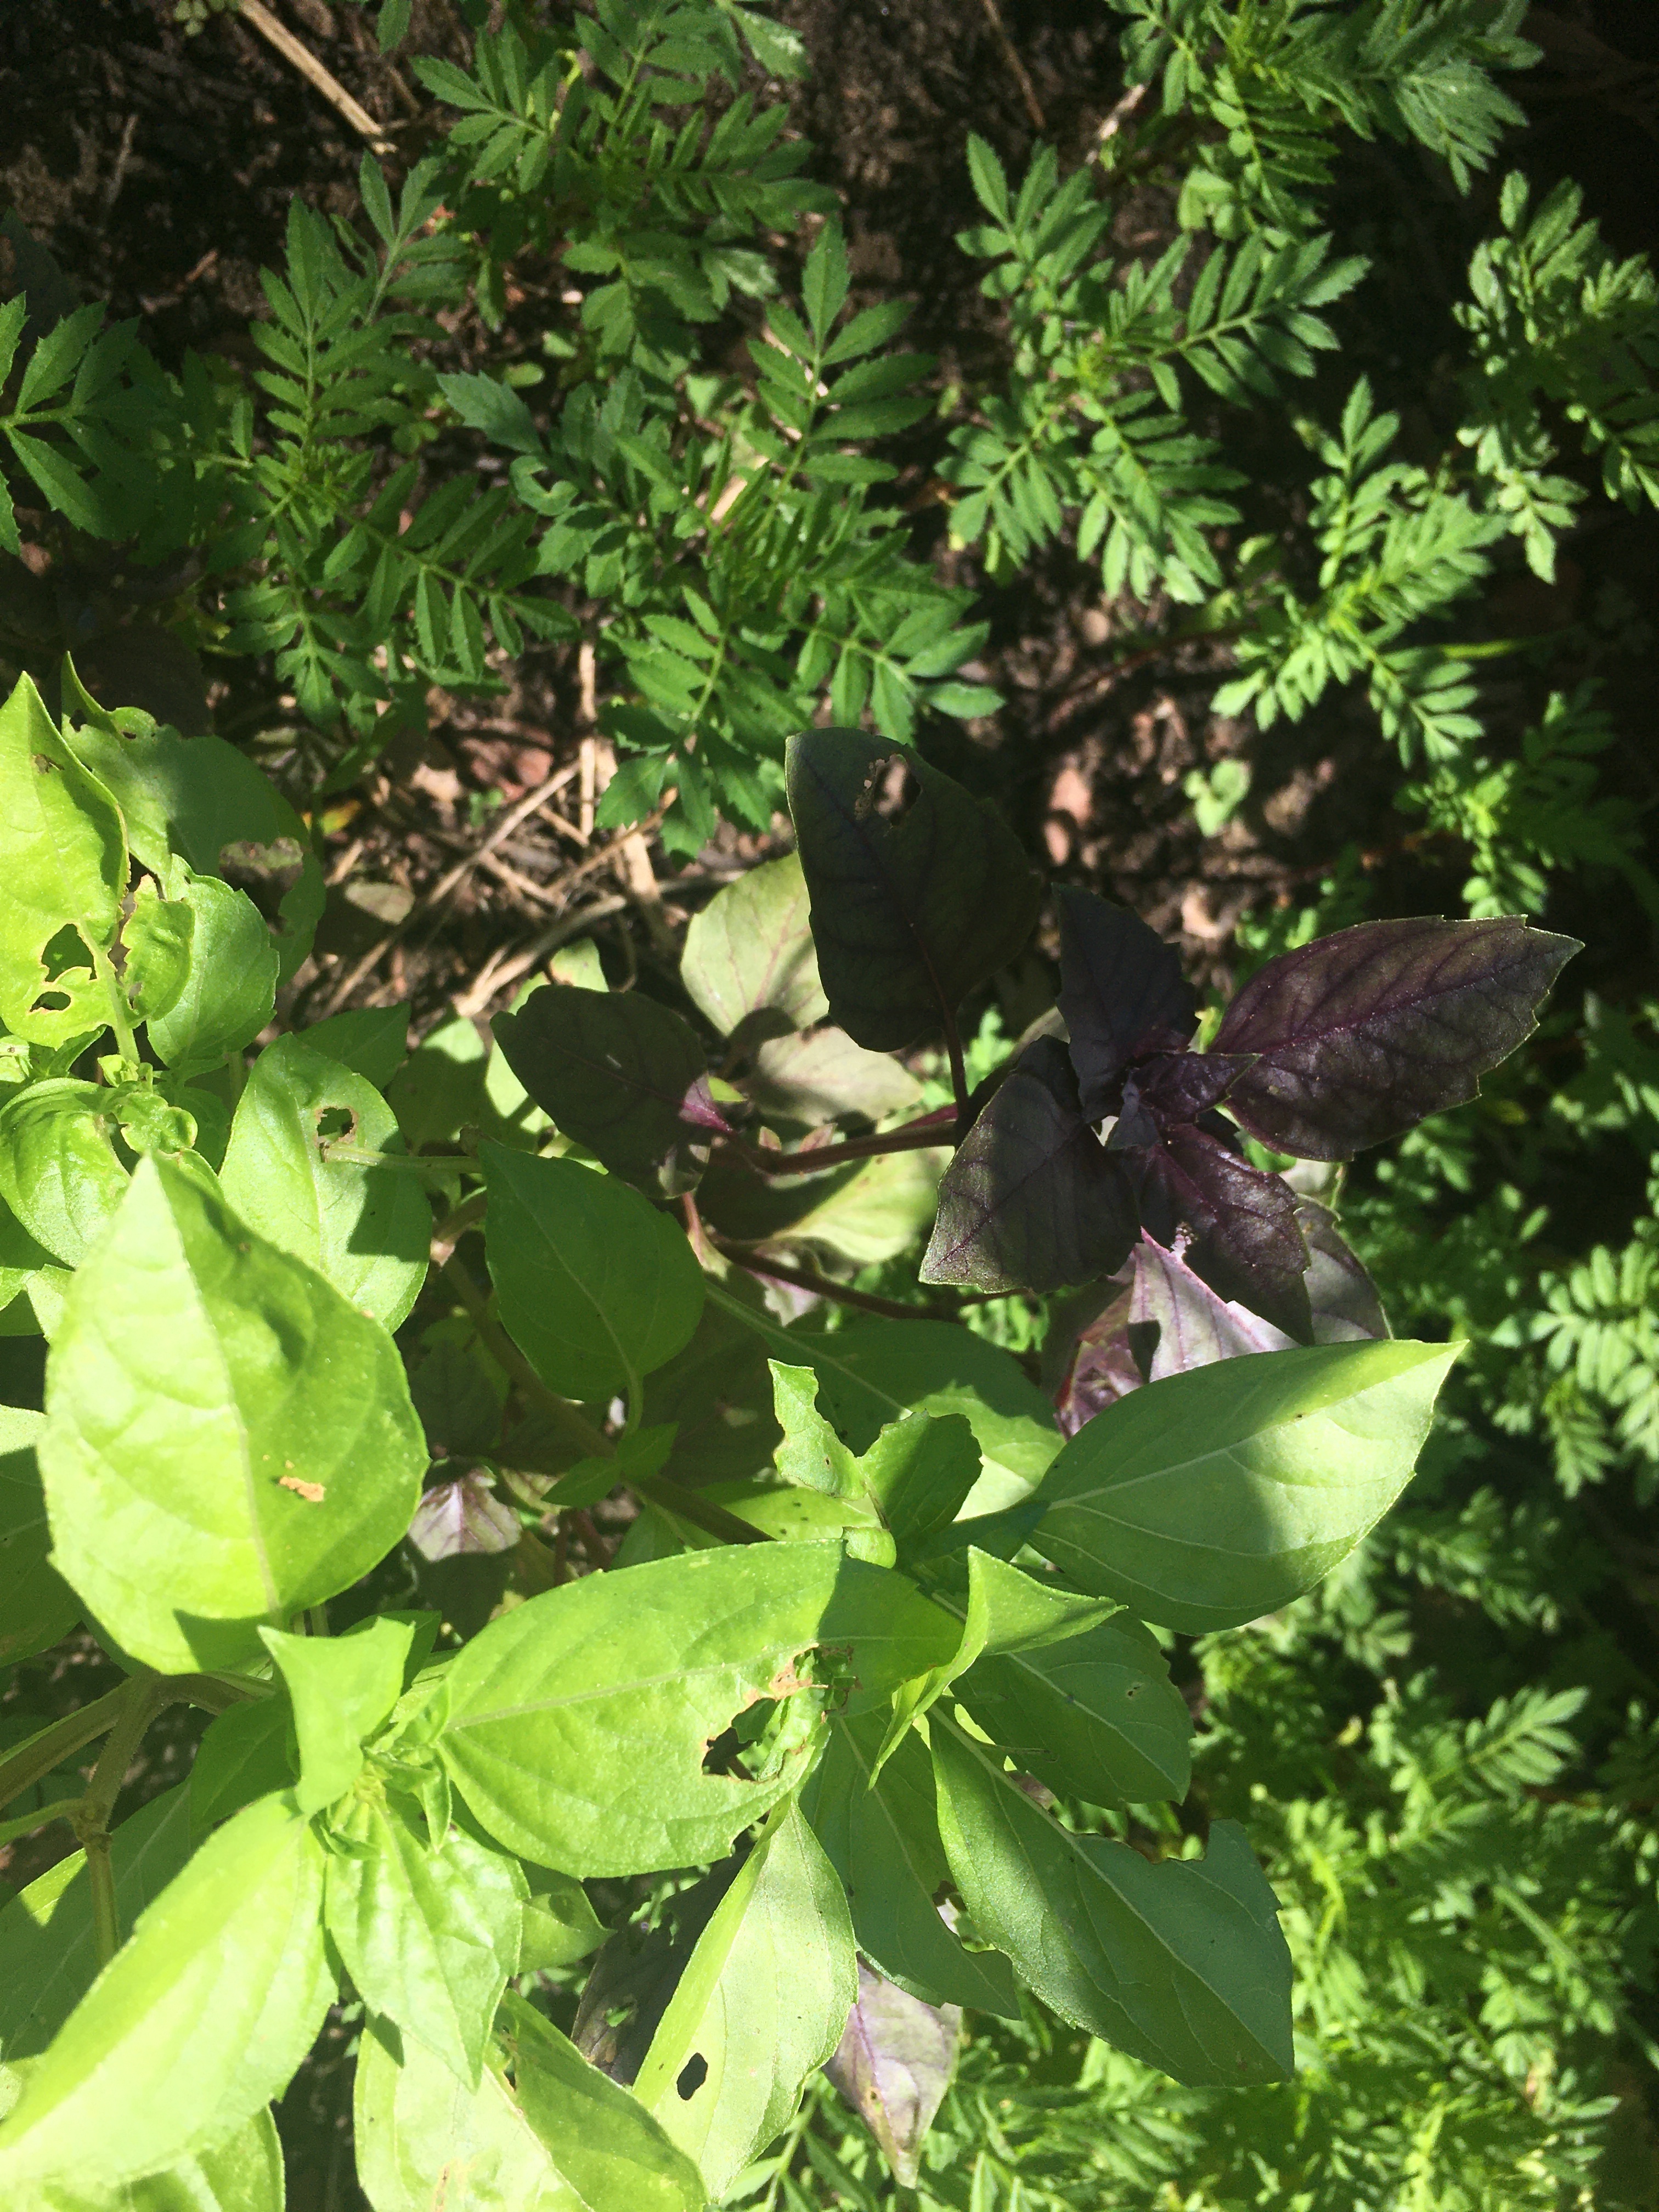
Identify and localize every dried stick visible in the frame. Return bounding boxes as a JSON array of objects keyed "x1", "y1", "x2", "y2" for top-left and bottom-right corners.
[
  {"x1": 979, "y1": 0, "x2": 1046, "y2": 132},
  {"x1": 237, "y1": 0, "x2": 397, "y2": 155}
]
